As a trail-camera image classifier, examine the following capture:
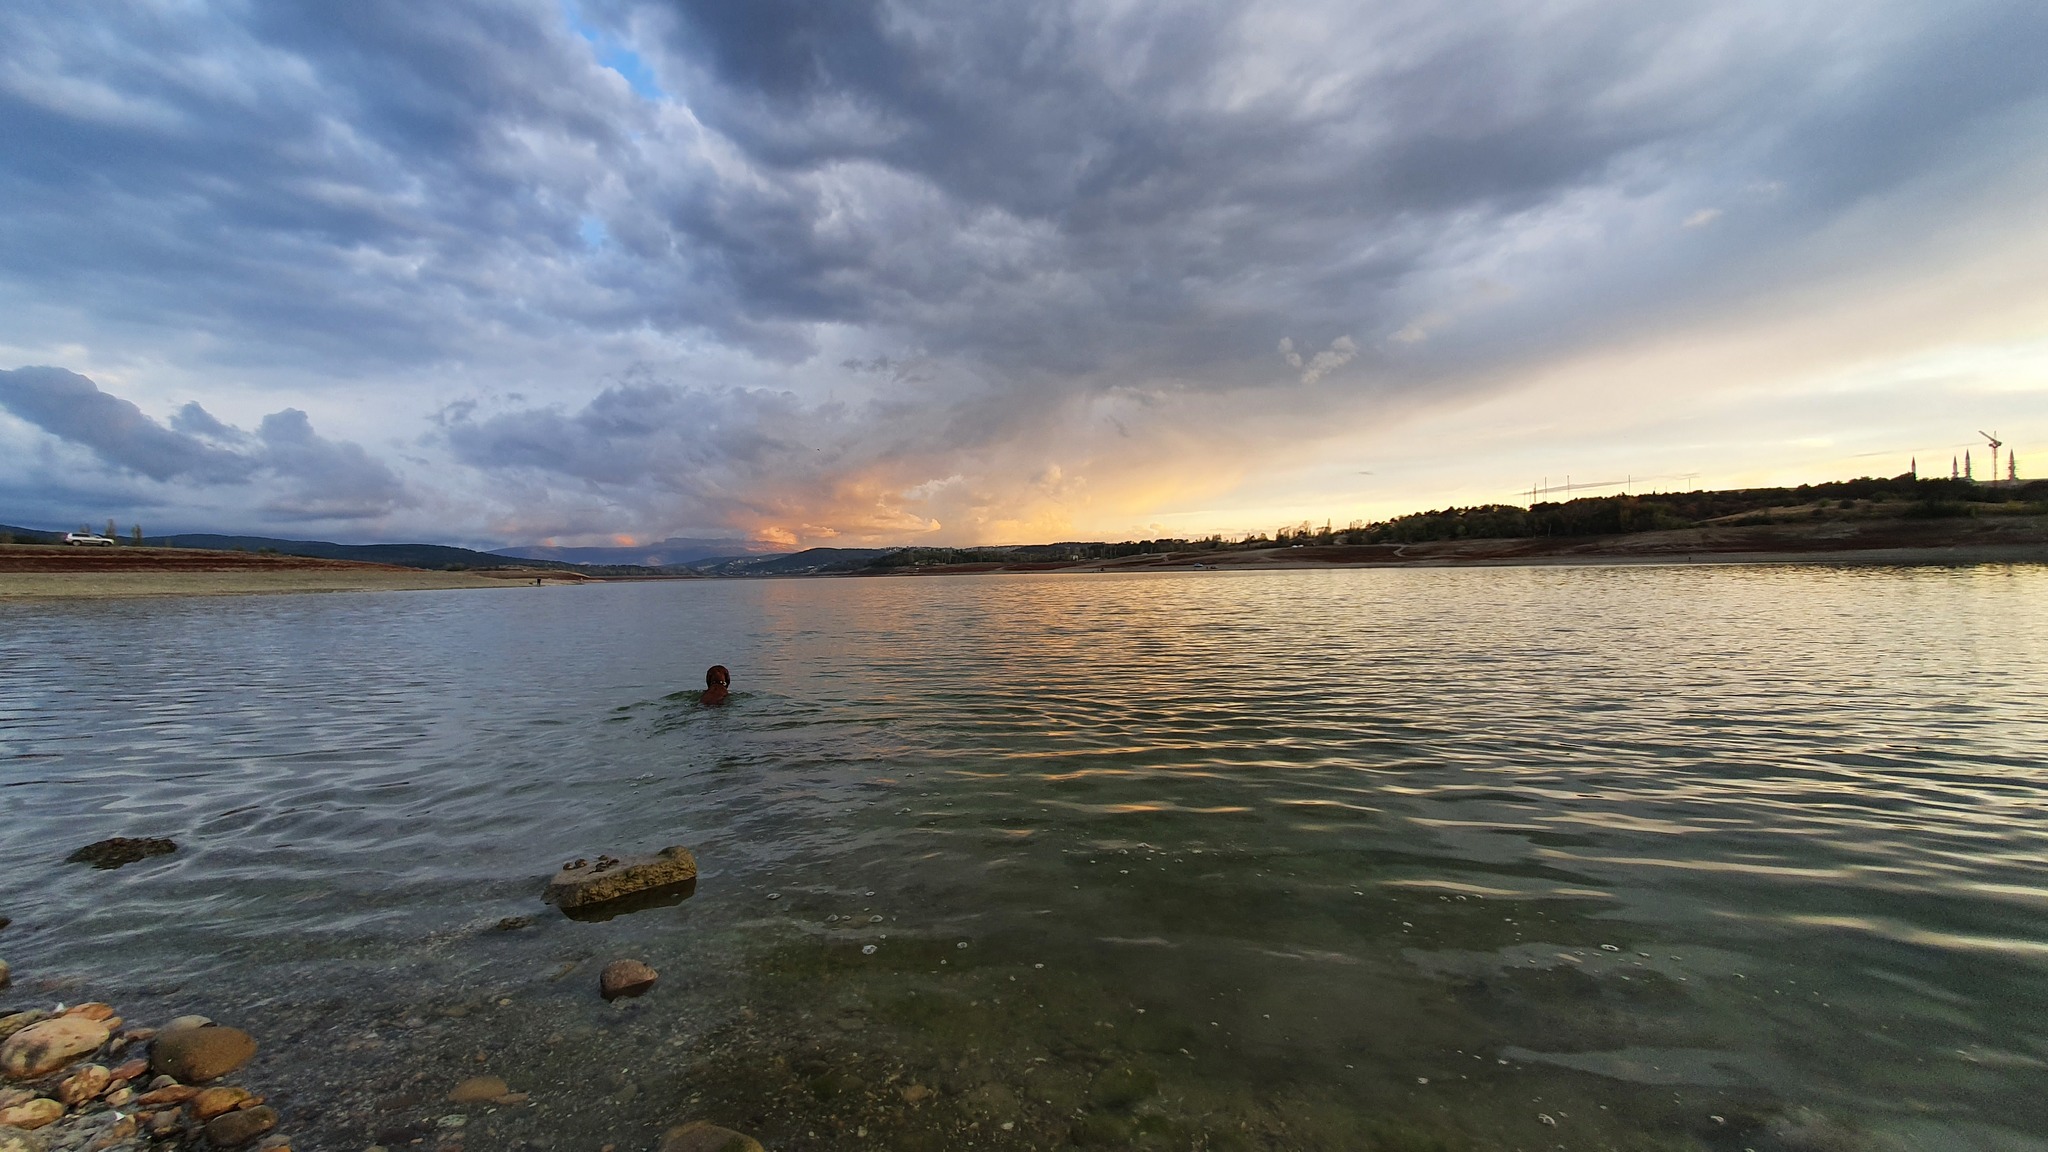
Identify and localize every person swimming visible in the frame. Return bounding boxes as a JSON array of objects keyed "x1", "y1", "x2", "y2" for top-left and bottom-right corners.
[{"x1": 701, "y1": 664, "x2": 731, "y2": 705}]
